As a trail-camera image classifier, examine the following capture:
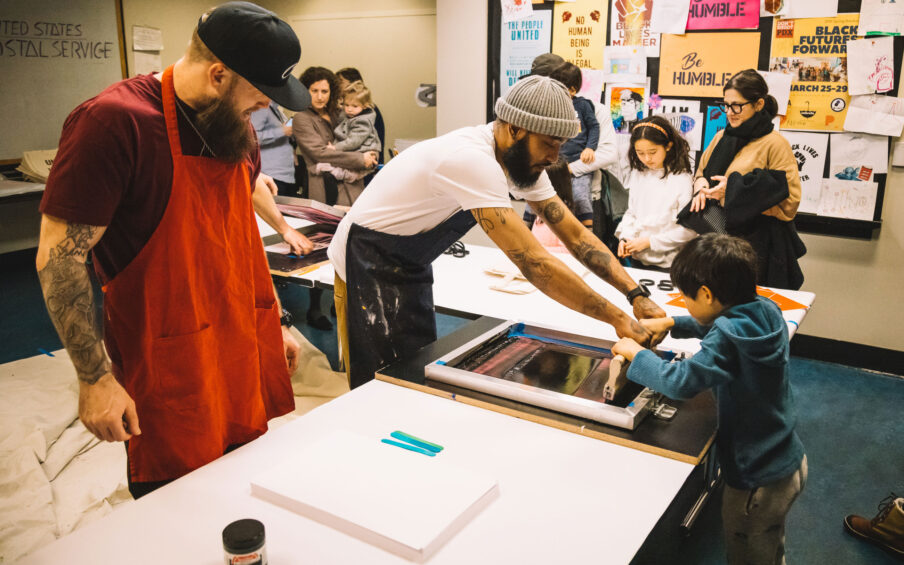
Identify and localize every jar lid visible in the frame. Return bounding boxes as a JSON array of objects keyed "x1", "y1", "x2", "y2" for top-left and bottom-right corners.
[{"x1": 222, "y1": 518, "x2": 265, "y2": 551}]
